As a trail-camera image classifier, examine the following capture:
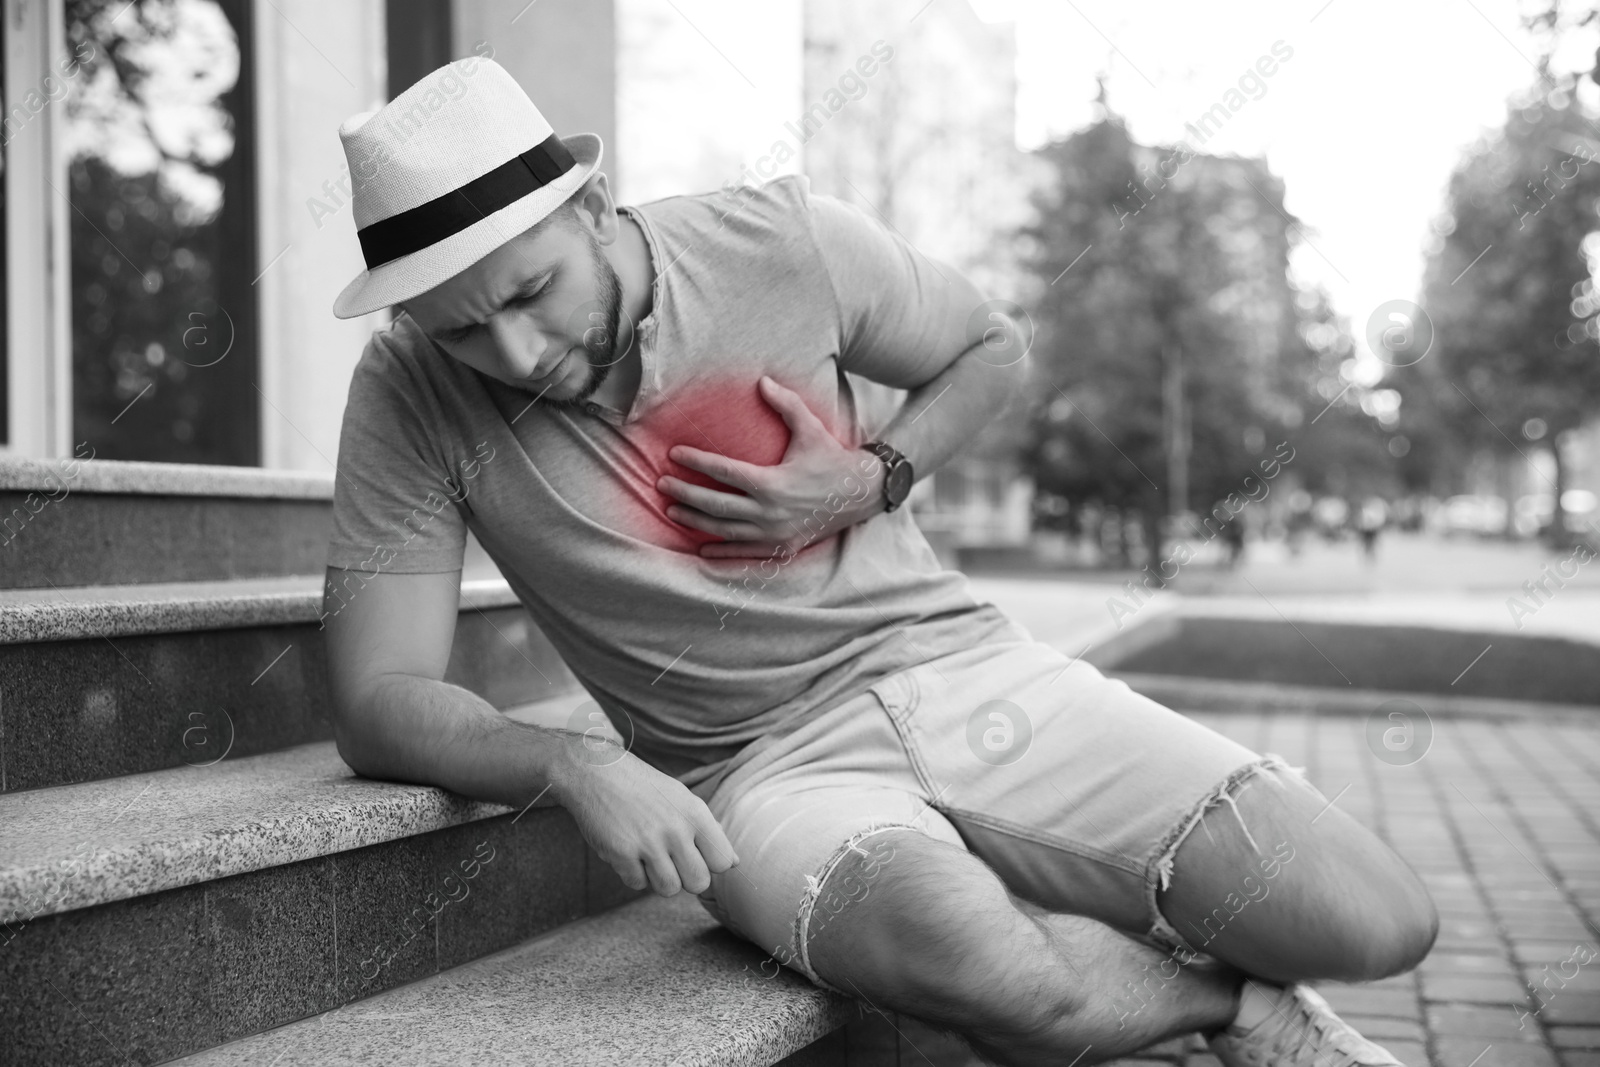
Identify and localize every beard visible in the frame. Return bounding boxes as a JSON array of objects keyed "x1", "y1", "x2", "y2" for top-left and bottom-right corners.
[{"x1": 539, "y1": 231, "x2": 625, "y2": 410}]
